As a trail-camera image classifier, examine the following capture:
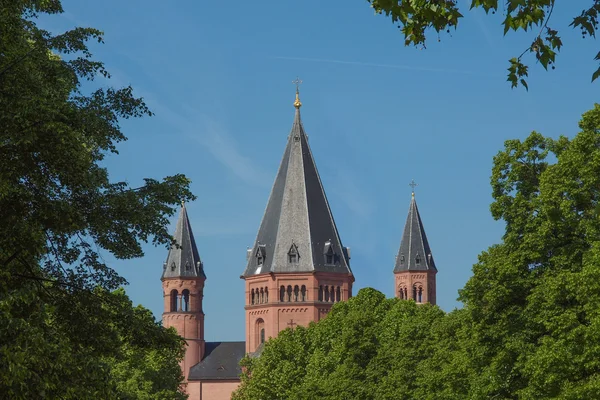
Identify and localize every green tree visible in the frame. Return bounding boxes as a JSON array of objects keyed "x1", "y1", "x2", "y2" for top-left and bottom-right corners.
[
  {"x1": 105, "y1": 289, "x2": 187, "y2": 400},
  {"x1": 0, "y1": 1, "x2": 192, "y2": 398},
  {"x1": 459, "y1": 103, "x2": 600, "y2": 398},
  {"x1": 232, "y1": 288, "x2": 446, "y2": 400},
  {"x1": 366, "y1": 0, "x2": 600, "y2": 89}
]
